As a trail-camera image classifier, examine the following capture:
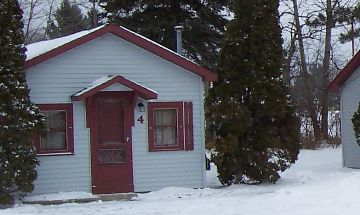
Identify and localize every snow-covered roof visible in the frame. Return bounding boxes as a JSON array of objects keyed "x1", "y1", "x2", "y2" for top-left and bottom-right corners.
[
  {"x1": 72, "y1": 75, "x2": 120, "y2": 97},
  {"x1": 26, "y1": 26, "x2": 105, "y2": 61},
  {"x1": 24, "y1": 24, "x2": 218, "y2": 81},
  {"x1": 71, "y1": 75, "x2": 158, "y2": 101}
]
